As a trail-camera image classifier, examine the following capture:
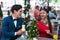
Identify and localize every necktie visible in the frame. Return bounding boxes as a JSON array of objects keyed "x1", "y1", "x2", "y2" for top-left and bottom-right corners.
[{"x1": 13, "y1": 19, "x2": 17, "y2": 27}]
